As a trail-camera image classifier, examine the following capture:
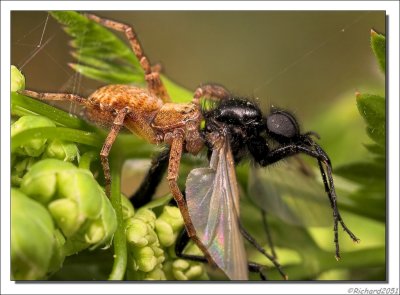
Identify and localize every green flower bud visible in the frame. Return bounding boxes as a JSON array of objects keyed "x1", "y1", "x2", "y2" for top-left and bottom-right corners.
[
  {"x1": 11, "y1": 189, "x2": 54, "y2": 280},
  {"x1": 155, "y1": 219, "x2": 174, "y2": 247},
  {"x1": 11, "y1": 116, "x2": 56, "y2": 157},
  {"x1": 44, "y1": 139, "x2": 80, "y2": 162},
  {"x1": 135, "y1": 246, "x2": 157, "y2": 272},
  {"x1": 56, "y1": 170, "x2": 103, "y2": 219},
  {"x1": 47, "y1": 229, "x2": 66, "y2": 275},
  {"x1": 155, "y1": 206, "x2": 184, "y2": 247},
  {"x1": 11, "y1": 65, "x2": 25, "y2": 92},
  {"x1": 144, "y1": 267, "x2": 166, "y2": 280},
  {"x1": 88, "y1": 191, "x2": 117, "y2": 249},
  {"x1": 172, "y1": 259, "x2": 207, "y2": 280},
  {"x1": 134, "y1": 208, "x2": 156, "y2": 226},
  {"x1": 85, "y1": 219, "x2": 105, "y2": 244},
  {"x1": 172, "y1": 259, "x2": 190, "y2": 280},
  {"x1": 11, "y1": 157, "x2": 37, "y2": 186},
  {"x1": 158, "y1": 206, "x2": 184, "y2": 232},
  {"x1": 48, "y1": 198, "x2": 83, "y2": 237},
  {"x1": 126, "y1": 219, "x2": 149, "y2": 247},
  {"x1": 20, "y1": 159, "x2": 117, "y2": 254},
  {"x1": 20, "y1": 159, "x2": 75, "y2": 204}
]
